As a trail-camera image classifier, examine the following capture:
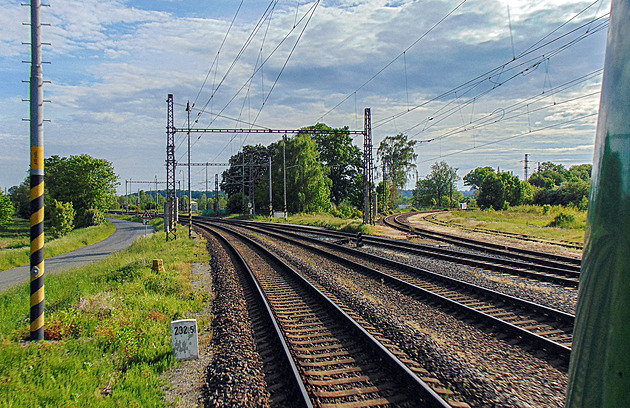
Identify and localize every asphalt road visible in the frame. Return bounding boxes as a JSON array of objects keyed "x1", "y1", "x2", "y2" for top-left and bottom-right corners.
[{"x1": 0, "y1": 218, "x2": 154, "y2": 292}]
